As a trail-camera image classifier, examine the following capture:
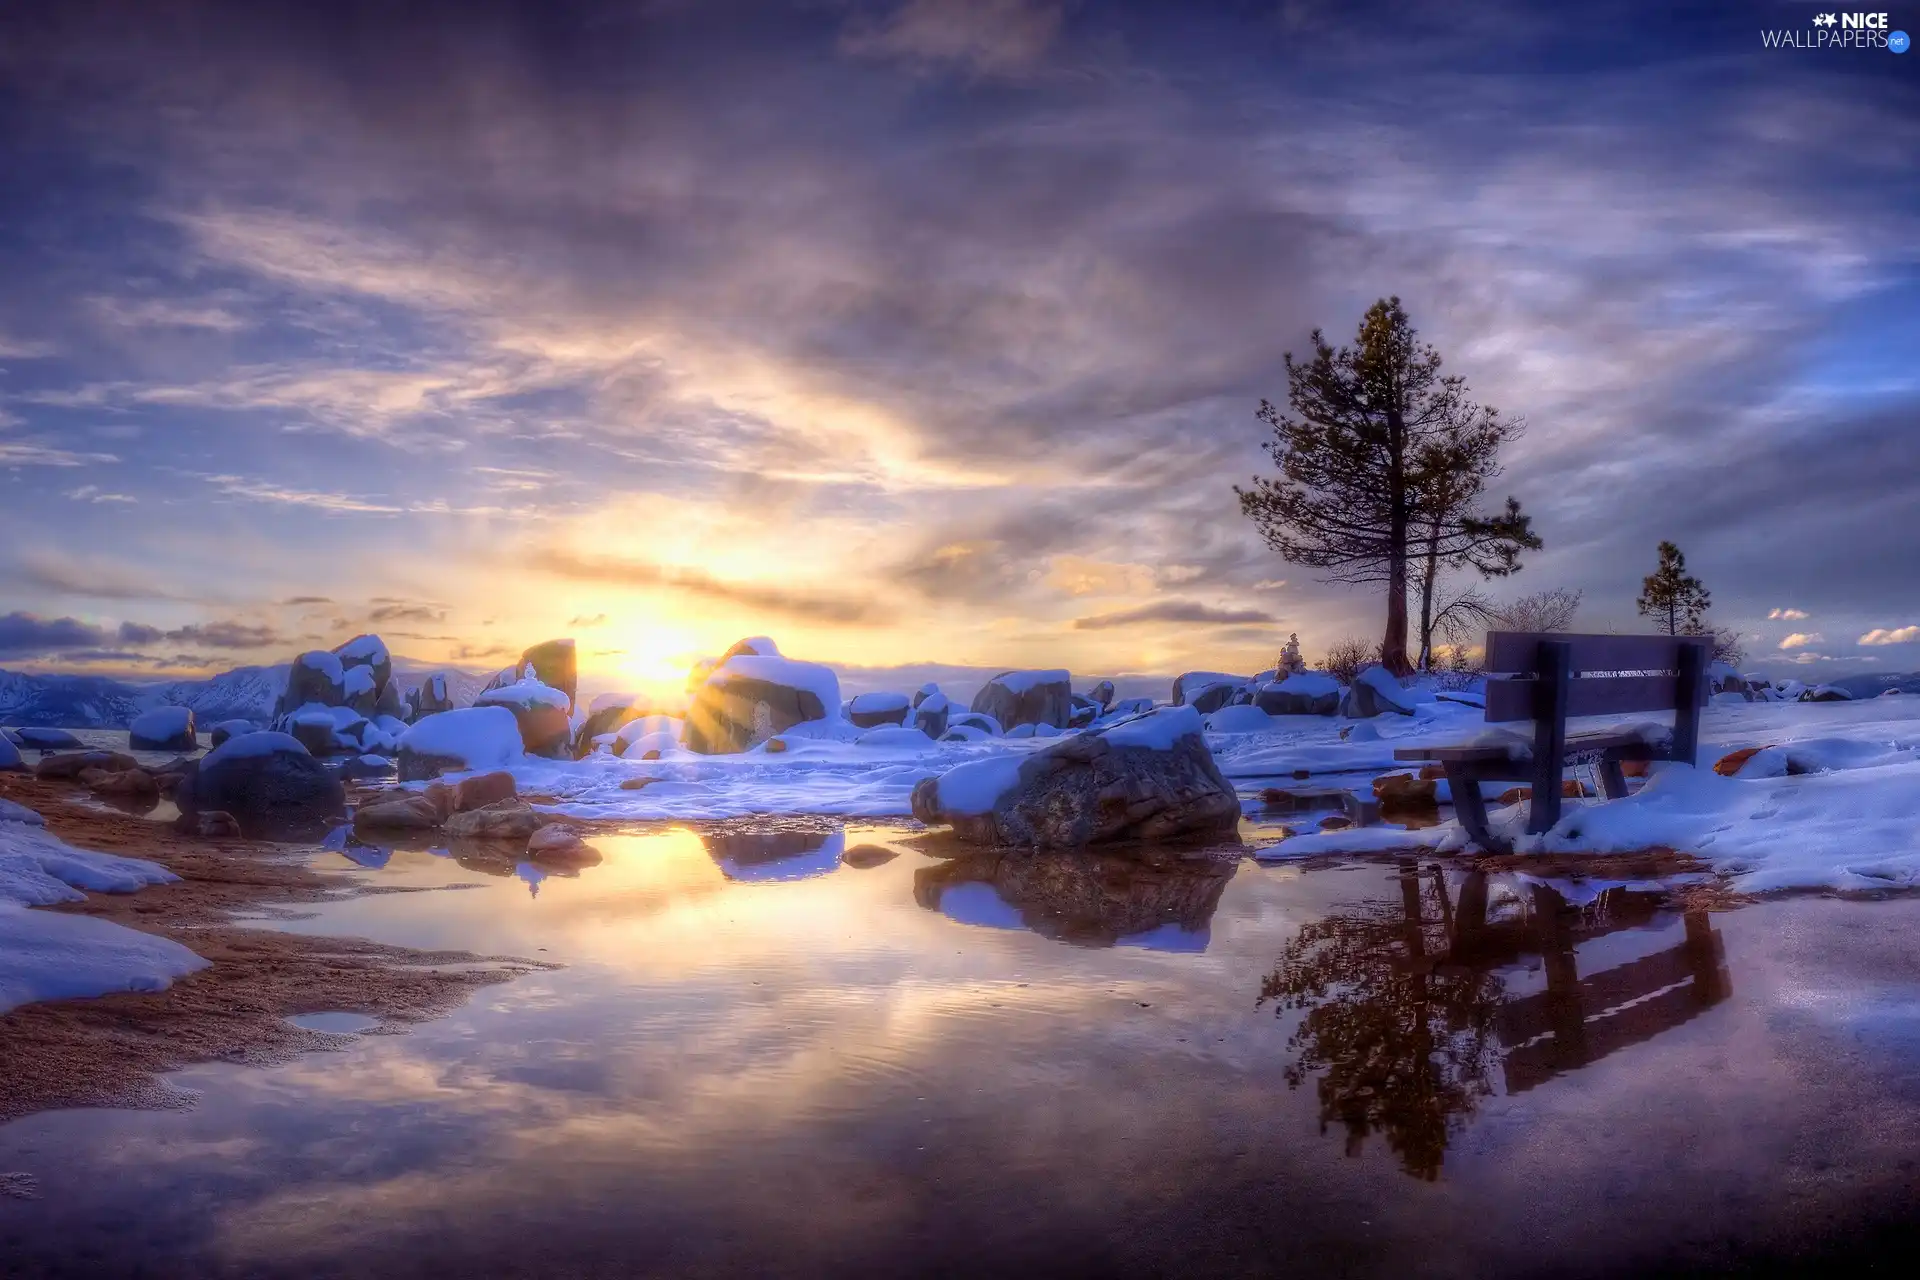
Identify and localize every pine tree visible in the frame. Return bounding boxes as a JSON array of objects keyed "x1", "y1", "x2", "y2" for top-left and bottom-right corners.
[
  {"x1": 1636, "y1": 541, "x2": 1711, "y2": 635},
  {"x1": 1237, "y1": 298, "x2": 1534, "y2": 675},
  {"x1": 1409, "y1": 417, "x2": 1541, "y2": 669}
]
